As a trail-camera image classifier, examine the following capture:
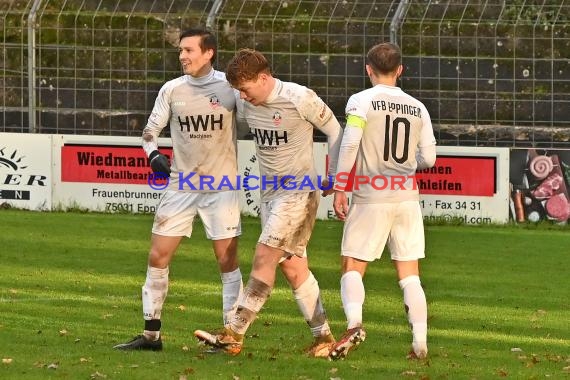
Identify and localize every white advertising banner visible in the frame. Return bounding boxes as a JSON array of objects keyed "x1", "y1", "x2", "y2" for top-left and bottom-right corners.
[
  {"x1": 52, "y1": 135, "x2": 171, "y2": 213},
  {"x1": 1, "y1": 132, "x2": 510, "y2": 224},
  {"x1": 237, "y1": 140, "x2": 261, "y2": 217},
  {"x1": 0, "y1": 132, "x2": 52, "y2": 210},
  {"x1": 239, "y1": 142, "x2": 509, "y2": 223}
]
